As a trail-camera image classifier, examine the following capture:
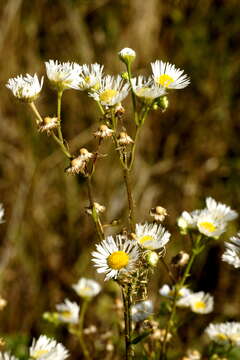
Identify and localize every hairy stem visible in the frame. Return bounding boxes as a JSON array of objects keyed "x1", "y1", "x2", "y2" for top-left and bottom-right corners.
[
  {"x1": 123, "y1": 168, "x2": 136, "y2": 232},
  {"x1": 29, "y1": 102, "x2": 43, "y2": 124},
  {"x1": 122, "y1": 286, "x2": 133, "y2": 360}
]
